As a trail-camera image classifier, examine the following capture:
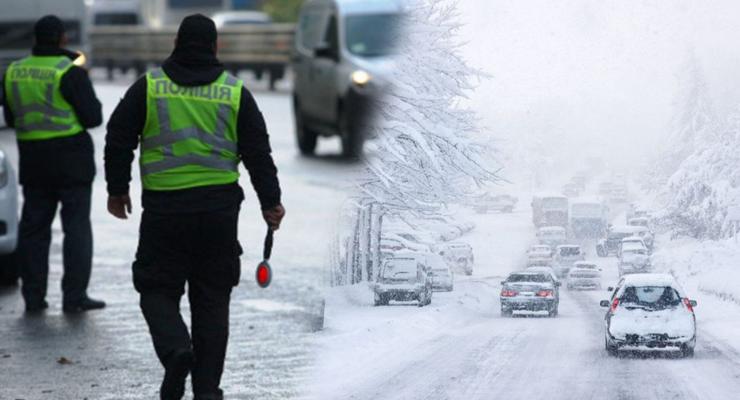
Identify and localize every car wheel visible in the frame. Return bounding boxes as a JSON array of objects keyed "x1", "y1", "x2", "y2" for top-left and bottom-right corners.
[
  {"x1": 501, "y1": 307, "x2": 512, "y2": 317},
  {"x1": 605, "y1": 335, "x2": 618, "y2": 356},
  {"x1": 549, "y1": 307, "x2": 558, "y2": 317},
  {"x1": 373, "y1": 293, "x2": 384, "y2": 306},
  {"x1": 294, "y1": 100, "x2": 318, "y2": 155},
  {"x1": 339, "y1": 106, "x2": 363, "y2": 159},
  {"x1": 681, "y1": 345, "x2": 695, "y2": 358}
]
